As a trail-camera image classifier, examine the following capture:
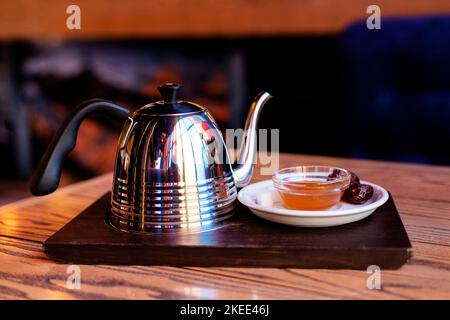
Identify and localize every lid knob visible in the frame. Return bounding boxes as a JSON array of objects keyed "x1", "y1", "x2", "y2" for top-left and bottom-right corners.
[{"x1": 158, "y1": 83, "x2": 183, "y2": 104}]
